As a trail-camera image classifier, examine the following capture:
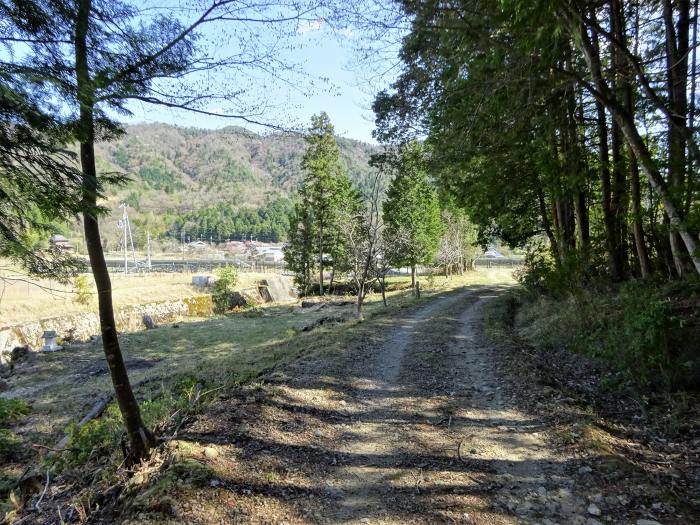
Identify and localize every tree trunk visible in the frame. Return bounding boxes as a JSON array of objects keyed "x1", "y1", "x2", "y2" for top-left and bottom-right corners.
[
  {"x1": 664, "y1": 0, "x2": 694, "y2": 277},
  {"x1": 611, "y1": 0, "x2": 629, "y2": 279},
  {"x1": 75, "y1": 0, "x2": 153, "y2": 462},
  {"x1": 686, "y1": 0, "x2": 699, "y2": 215},
  {"x1": 573, "y1": 13, "x2": 700, "y2": 274},
  {"x1": 318, "y1": 222, "x2": 324, "y2": 296},
  {"x1": 381, "y1": 276, "x2": 387, "y2": 306},
  {"x1": 630, "y1": 152, "x2": 652, "y2": 278},
  {"x1": 411, "y1": 265, "x2": 416, "y2": 289},
  {"x1": 625, "y1": 2, "x2": 652, "y2": 279},
  {"x1": 591, "y1": 12, "x2": 623, "y2": 281},
  {"x1": 355, "y1": 284, "x2": 364, "y2": 320}
]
